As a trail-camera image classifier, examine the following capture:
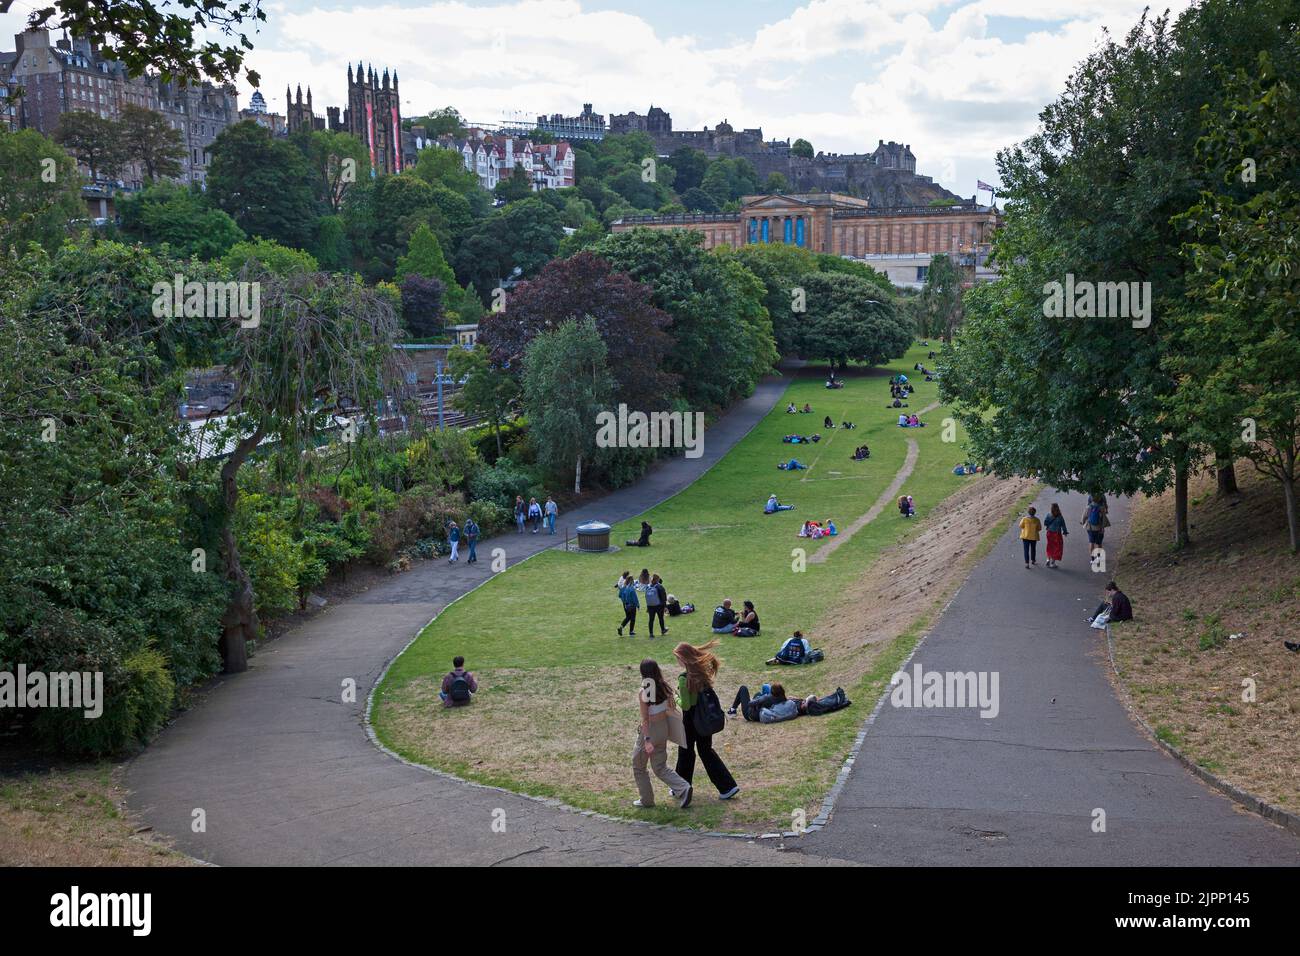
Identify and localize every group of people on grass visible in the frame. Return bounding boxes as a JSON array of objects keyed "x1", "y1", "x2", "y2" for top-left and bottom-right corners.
[
  {"x1": 782, "y1": 433, "x2": 820, "y2": 444},
  {"x1": 616, "y1": 568, "x2": 689, "y2": 636},
  {"x1": 513, "y1": 494, "x2": 558, "y2": 535},
  {"x1": 786, "y1": 402, "x2": 814, "y2": 414},
  {"x1": 710, "y1": 598, "x2": 761, "y2": 636},
  {"x1": 799, "y1": 519, "x2": 837, "y2": 539},
  {"x1": 898, "y1": 413, "x2": 925, "y2": 427},
  {"x1": 851, "y1": 445, "x2": 871, "y2": 461},
  {"x1": 632, "y1": 641, "x2": 849, "y2": 809}
]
